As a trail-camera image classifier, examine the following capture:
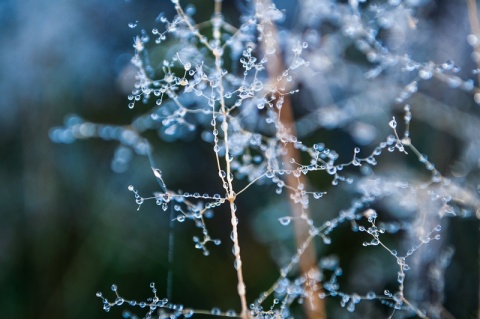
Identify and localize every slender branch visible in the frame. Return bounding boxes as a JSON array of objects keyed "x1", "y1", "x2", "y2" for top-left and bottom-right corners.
[{"x1": 212, "y1": 1, "x2": 249, "y2": 317}]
